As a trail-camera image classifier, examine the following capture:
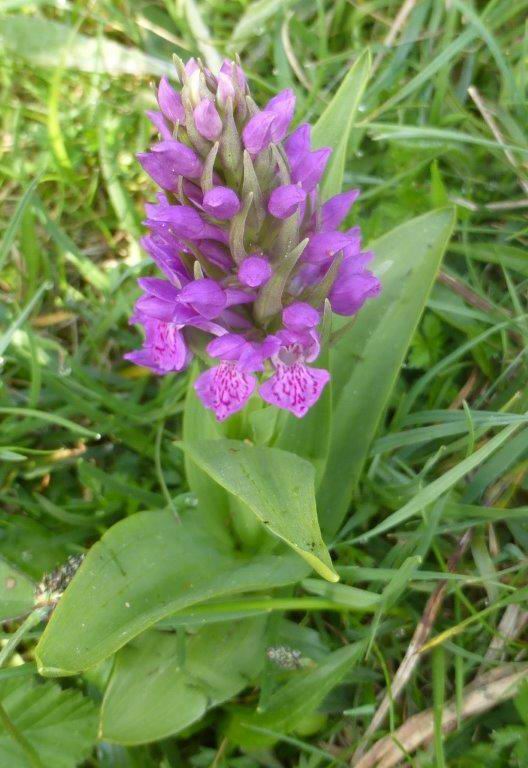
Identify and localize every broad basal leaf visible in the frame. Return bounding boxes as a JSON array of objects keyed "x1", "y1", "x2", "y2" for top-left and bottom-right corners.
[
  {"x1": 35, "y1": 511, "x2": 307, "y2": 676},
  {"x1": 312, "y1": 50, "x2": 371, "y2": 199},
  {"x1": 183, "y1": 440, "x2": 338, "y2": 582},
  {"x1": 0, "y1": 675, "x2": 97, "y2": 768},
  {"x1": 318, "y1": 208, "x2": 456, "y2": 536},
  {"x1": 0, "y1": 558, "x2": 34, "y2": 621},
  {"x1": 101, "y1": 618, "x2": 266, "y2": 744}
]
